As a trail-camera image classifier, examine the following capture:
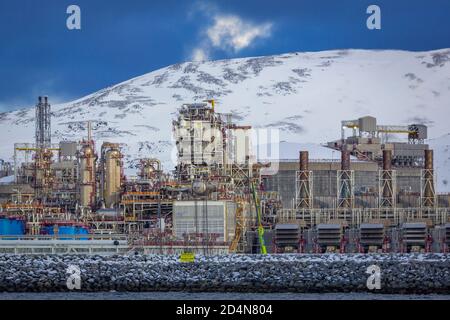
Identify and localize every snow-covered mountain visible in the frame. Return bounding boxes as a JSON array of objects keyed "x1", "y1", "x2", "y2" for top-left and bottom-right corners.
[{"x1": 0, "y1": 49, "x2": 449, "y2": 191}]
